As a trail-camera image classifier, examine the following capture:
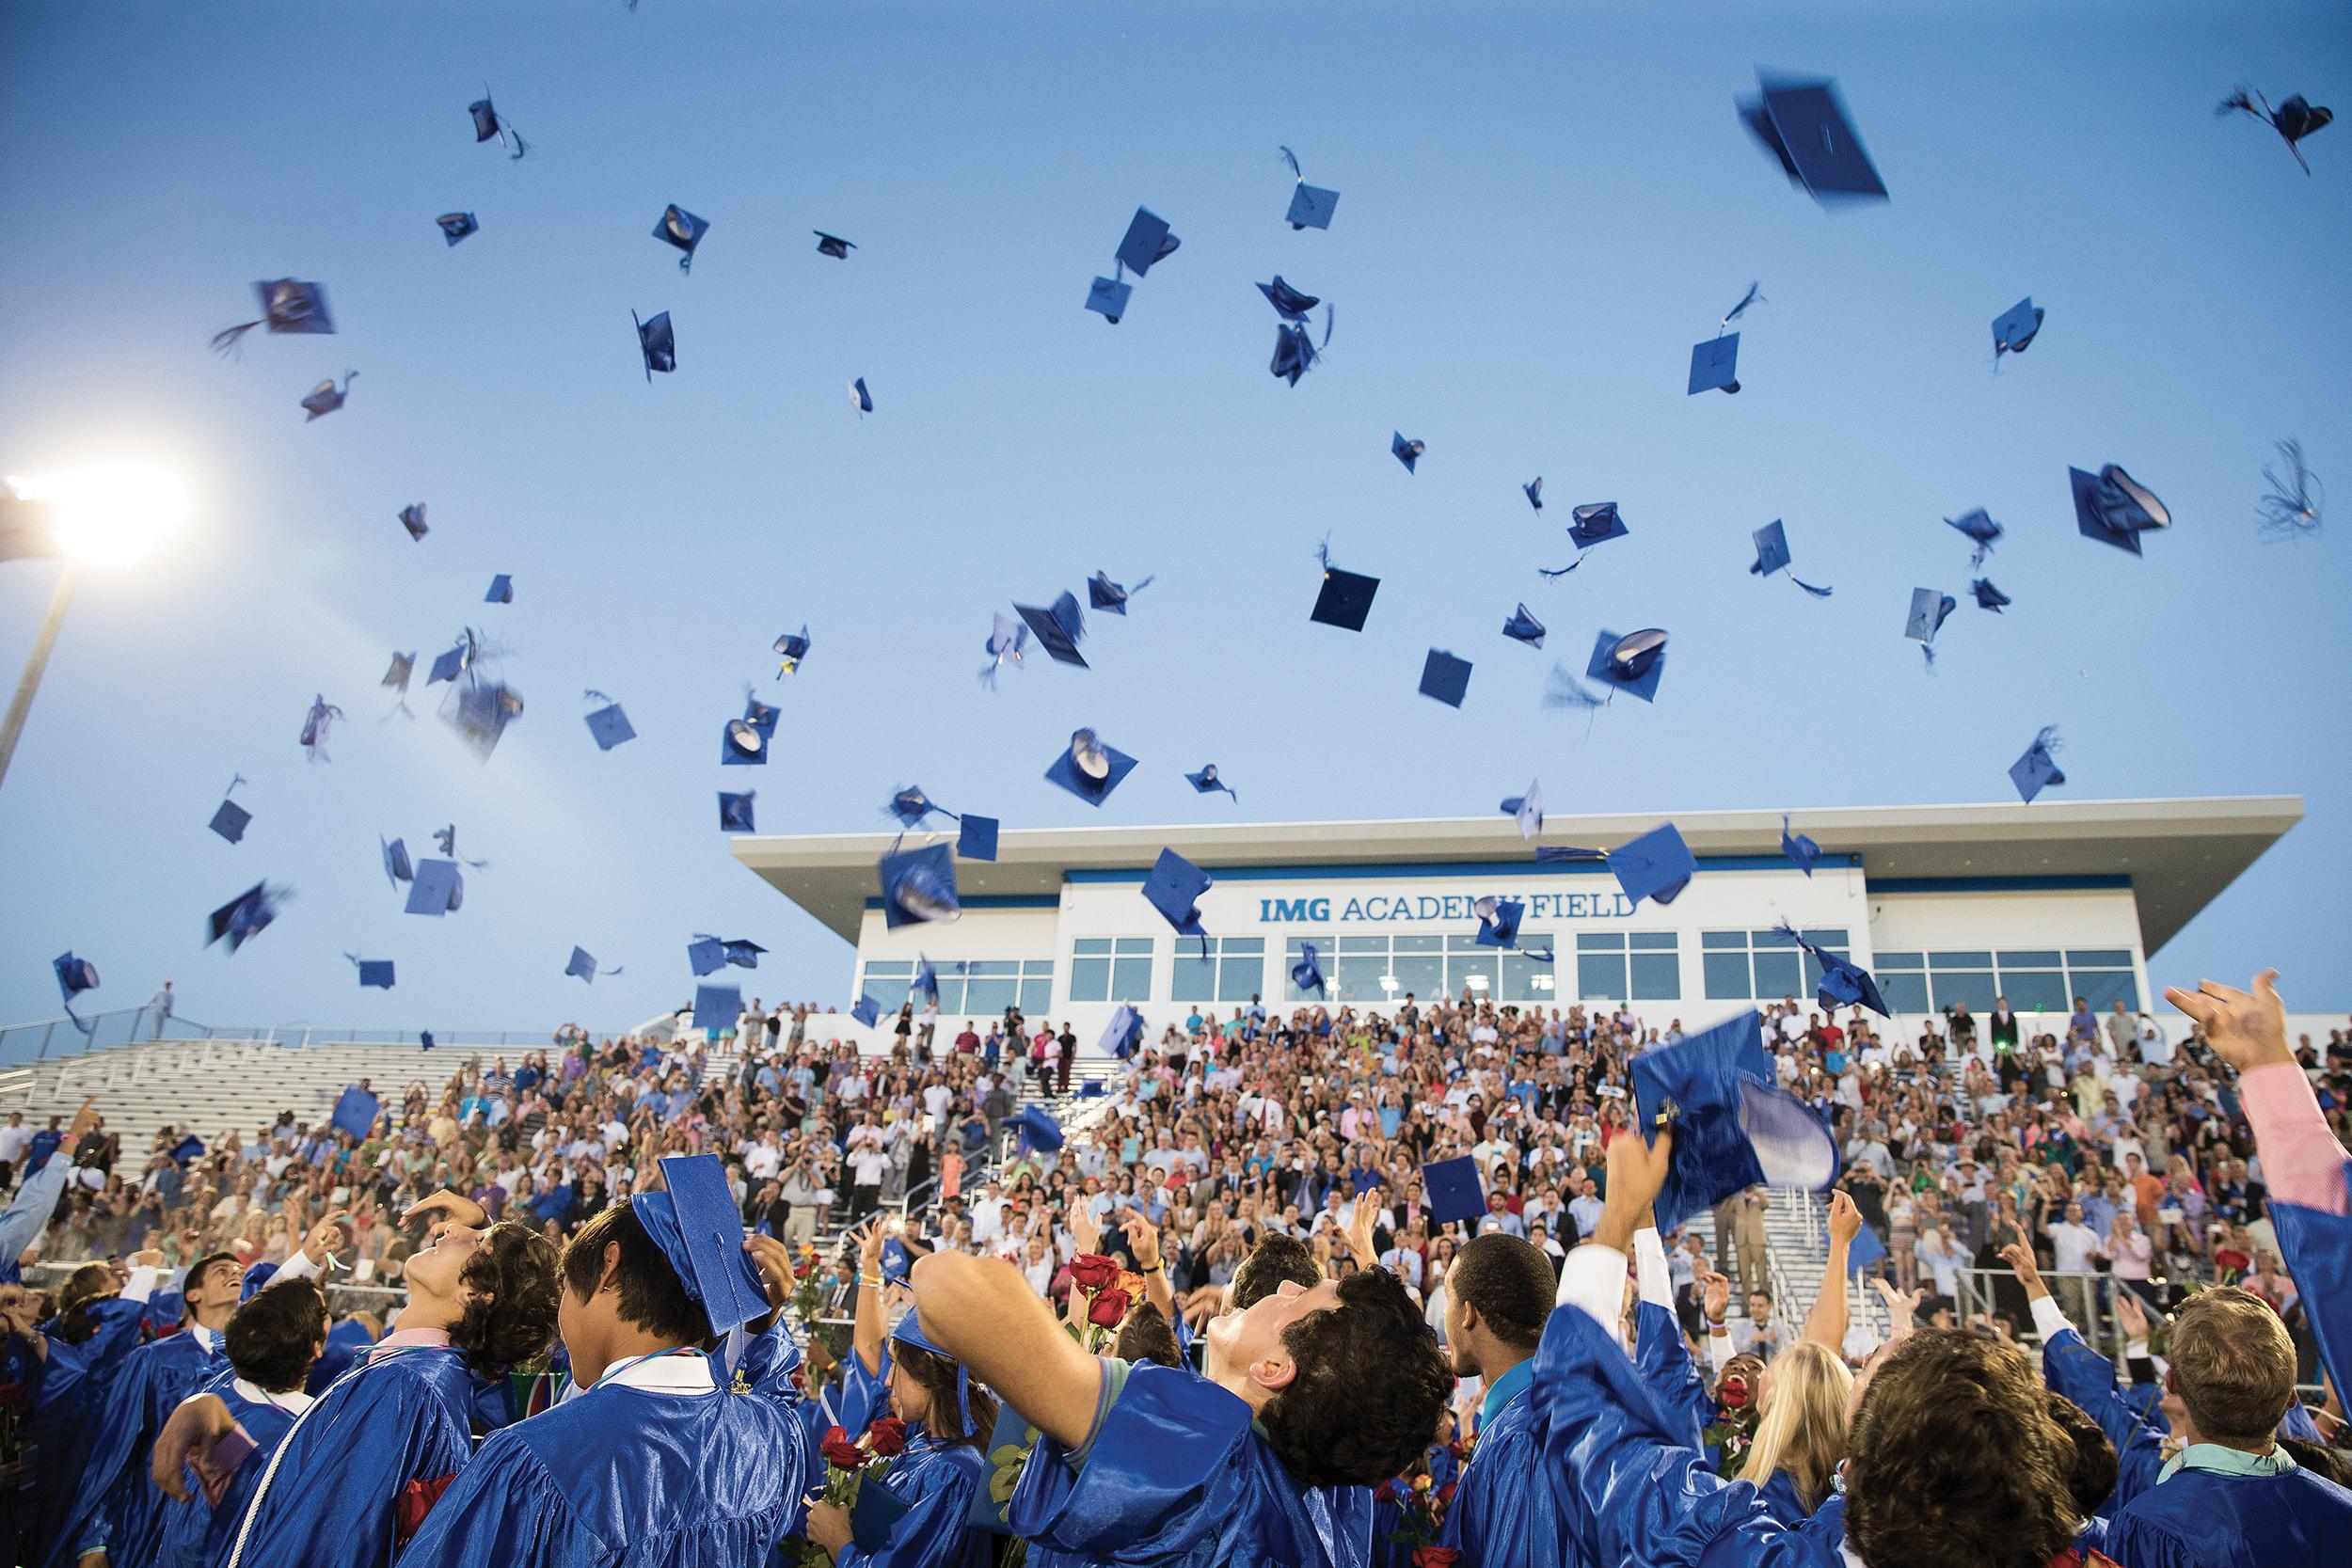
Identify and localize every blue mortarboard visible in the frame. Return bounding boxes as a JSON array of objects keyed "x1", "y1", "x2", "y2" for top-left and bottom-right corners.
[
  {"x1": 1567, "y1": 502, "x2": 1629, "y2": 549},
  {"x1": 1088, "y1": 571, "x2": 1152, "y2": 614},
  {"x1": 405, "y1": 859, "x2": 463, "y2": 916},
  {"x1": 879, "y1": 841, "x2": 961, "y2": 928},
  {"x1": 1142, "y1": 847, "x2": 1212, "y2": 946},
  {"x1": 209, "y1": 279, "x2": 335, "y2": 354},
  {"x1": 719, "y1": 790, "x2": 756, "y2": 832},
  {"x1": 330, "y1": 1085, "x2": 381, "y2": 1140},
  {"x1": 53, "y1": 952, "x2": 99, "y2": 1032},
  {"x1": 723, "y1": 940, "x2": 765, "y2": 969},
  {"x1": 356, "y1": 958, "x2": 394, "y2": 990},
  {"x1": 1290, "y1": 941, "x2": 1327, "y2": 997},
  {"x1": 2010, "y1": 726, "x2": 2066, "y2": 803},
  {"x1": 1114, "y1": 208, "x2": 1180, "y2": 277},
  {"x1": 2218, "y1": 87, "x2": 2335, "y2": 173},
  {"x1": 1772, "y1": 921, "x2": 1891, "y2": 1016},
  {"x1": 1689, "y1": 333, "x2": 1740, "y2": 395},
  {"x1": 1502, "y1": 604, "x2": 1546, "y2": 648},
  {"x1": 957, "y1": 815, "x2": 999, "y2": 862},
  {"x1": 1780, "y1": 816, "x2": 1821, "y2": 876},
  {"x1": 1971, "y1": 578, "x2": 2010, "y2": 611},
  {"x1": 1751, "y1": 519, "x2": 1791, "y2": 578},
  {"x1": 1501, "y1": 782, "x2": 1544, "y2": 841},
  {"x1": 654, "y1": 204, "x2": 710, "y2": 271},
  {"x1": 1310, "y1": 547, "x2": 1379, "y2": 632},
  {"x1": 773, "y1": 626, "x2": 811, "y2": 677},
  {"x1": 634, "y1": 309, "x2": 675, "y2": 378},
  {"x1": 850, "y1": 376, "x2": 872, "y2": 413},
  {"x1": 485, "y1": 574, "x2": 513, "y2": 604},
  {"x1": 1044, "y1": 728, "x2": 1136, "y2": 806},
  {"x1": 384, "y1": 653, "x2": 415, "y2": 694},
  {"x1": 427, "y1": 645, "x2": 466, "y2": 686},
  {"x1": 1286, "y1": 182, "x2": 1339, "y2": 230},
  {"x1": 299, "y1": 374, "x2": 354, "y2": 420},
  {"x1": 205, "y1": 882, "x2": 282, "y2": 952},
  {"x1": 1085, "y1": 276, "x2": 1132, "y2": 324},
  {"x1": 1420, "y1": 649, "x2": 1471, "y2": 707},
  {"x1": 398, "y1": 503, "x2": 429, "y2": 541},
  {"x1": 815, "y1": 231, "x2": 855, "y2": 259},
  {"x1": 1258, "y1": 277, "x2": 1319, "y2": 321},
  {"x1": 211, "y1": 795, "x2": 252, "y2": 845},
  {"x1": 1632, "y1": 1009, "x2": 1839, "y2": 1228},
  {"x1": 1014, "y1": 592, "x2": 1088, "y2": 668},
  {"x1": 381, "y1": 836, "x2": 413, "y2": 886},
  {"x1": 1392, "y1": 433, "x2": 1425, "y2": 473},
  {"x1": 1473, "y1": 896, "x2": 1526, "y2": 949},
  {"x1": 1585, "y1": 626, "x2": 1667, "y2": 703},
  {"x1": 583, "y1": 700, "x2": 635, "y2": 751},
  {"x1": 850, "y1": 994, "x2": 880, "y2": 1027},
  {"x1": 1270, "y1": 322, "x2": 1320, "y2": 386},
  {"x1": 1100, "y1": 1004, "x2": 1145, "y2": 1060},
  {"x1": 1010, "y1": 1103, "x2": 1066, "y2": 1155},
  {"x1": 1847, "y1": 1220, "x2": 1888, "y2": 1275},
  {"x1": 635, "y1": 1154, "x2": 771, "y2": 1337},
  {"x1": 564, "y1": 947, "x2": 599, "y2": 983},
  {"x1": 1947, "y1": 508, "x2": 2001, "y2": 567},
  {"x1": 692, "y1": 984, "x2": 742, "y2": 1034},
  {"x1": 1422, "y1": 1155, "x2": 1486, "y2": 1227},
  {"x1": 436, "y1": 212, "x2": 478, "y2": 246},
  {"x1": 850, "y1": 1475, "x2": 914, "y2": 1555},
  {"x1": 171, "y1": 1134, "x2": 206, "y2": 1164},
  {"x1": 888, "y1": 786, "x2": 956, "y2": 829},
  {"x1": 722, "y1": 696, "x2": 778, "y2": 766},
  {"x1": 2071, "y1": 464, "x2": 2170, "y2": 555},
  {"x1": 1993, "y1": 298, "x2": 2043, "y2": 358},
  {"x1": 912, "y1": 956, "x2": 940, "y2": 1006},
  {"x1": 1906, "y1": 588, "x2": 1956, "y2": 660},
  {"x1": 468, "y1": 91, "x2": 525, "y2": 157},
  {"x1": 1186, "y1": 764, "x2": 1236, "y2": 800},
  {"x1": 1523, "y1": 476, "x2": 1544, "y2": 512},
  {"x1": 298, "y1": 694, "x2": 343, "y2": 761},
  {"x1": 1739, "y1": 74, "x2": 1888, "y2": 202},
  {"x1": 1610, "y1": 823, "x2": 1695, "y2": 907},
  {"x1": 688, "y1": 938, "x2": 725, "y2": 976}
]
